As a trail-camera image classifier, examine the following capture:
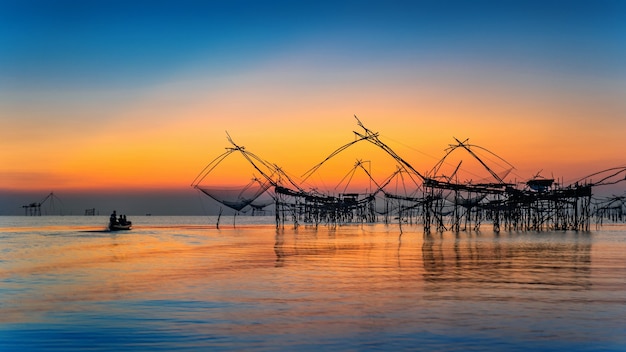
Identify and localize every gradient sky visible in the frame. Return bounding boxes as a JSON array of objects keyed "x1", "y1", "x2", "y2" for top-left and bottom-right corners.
[{"x1": 1, "y1": 0, "x2": 625, "y2": 215}]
